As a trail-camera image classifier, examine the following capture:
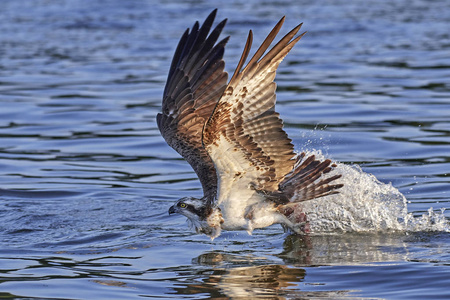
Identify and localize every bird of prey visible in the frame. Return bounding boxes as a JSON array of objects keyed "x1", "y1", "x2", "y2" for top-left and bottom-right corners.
[{"x1": 158, "y1": 10, "x2": 343, "y2": 239}]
